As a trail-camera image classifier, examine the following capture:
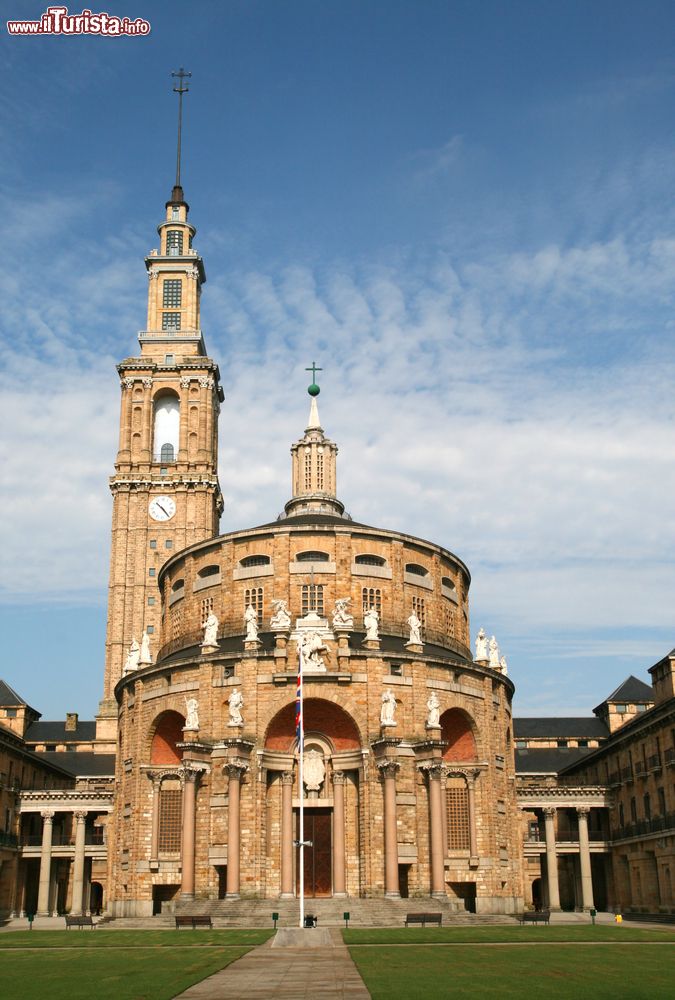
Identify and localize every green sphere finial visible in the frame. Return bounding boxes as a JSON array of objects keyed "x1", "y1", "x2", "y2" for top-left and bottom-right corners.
[
  {"x1": 308, "y1": 382, "x2": 320, "y2": 397},
  {"x1": 305, "y1": 361, "x2": 323, "y2": 398}
]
